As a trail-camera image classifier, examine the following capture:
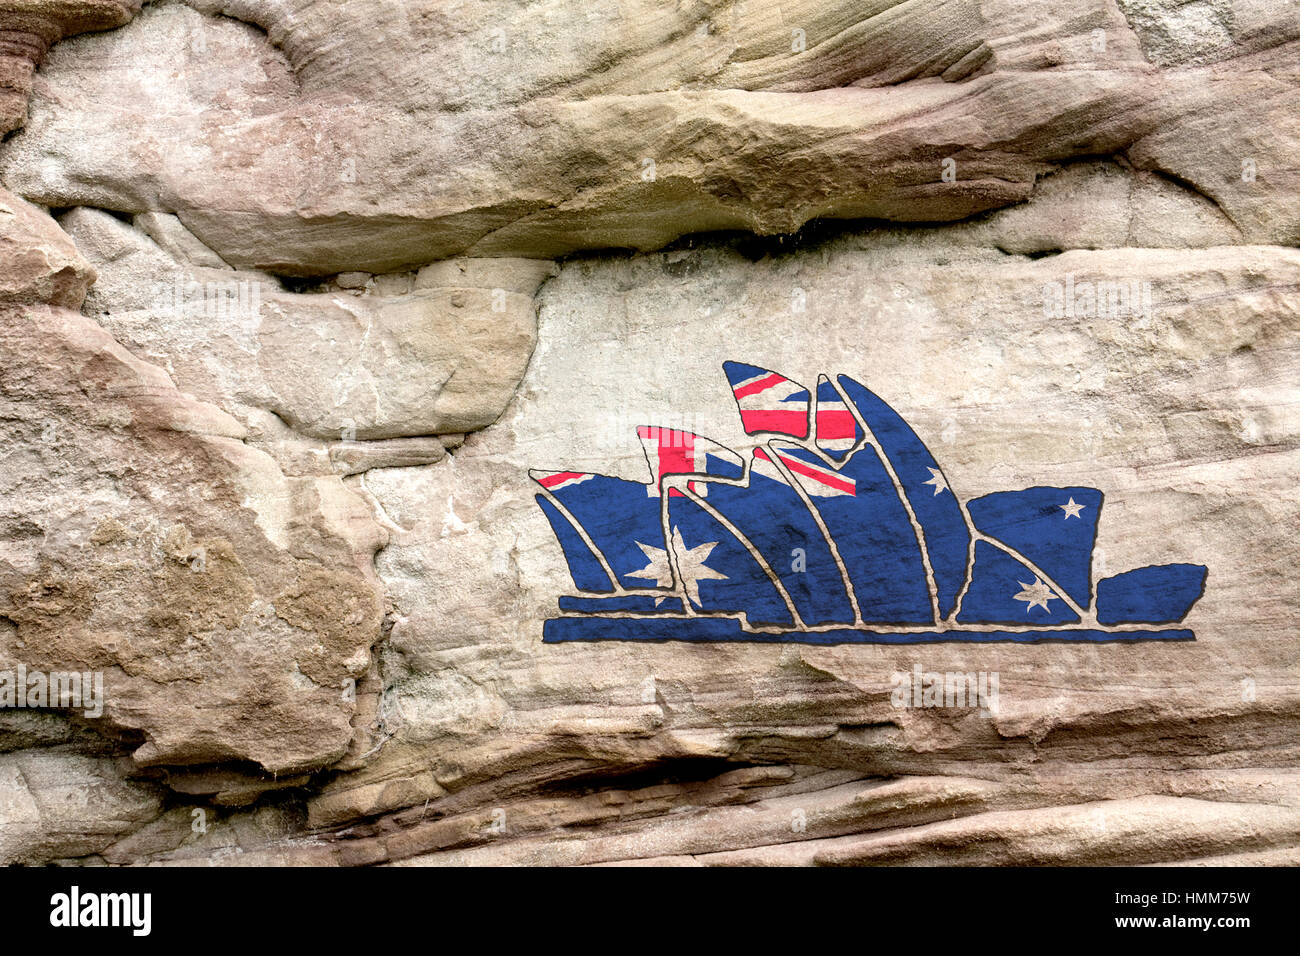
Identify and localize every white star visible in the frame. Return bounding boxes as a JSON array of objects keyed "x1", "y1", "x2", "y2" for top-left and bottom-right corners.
[
  {"x1": 1013, "y1": 577, "x2": 1059, "y2": 614},
  {"x1": 626, "y1": 526, "x2": 728, "y2": 608},
  {"x1": 1060, "y1": 497, "x2": 1086, "y2": 520},
  {"x1": 923, "y1": 467, "x2": 949, "y2": 496}
]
